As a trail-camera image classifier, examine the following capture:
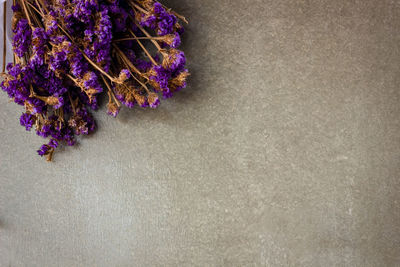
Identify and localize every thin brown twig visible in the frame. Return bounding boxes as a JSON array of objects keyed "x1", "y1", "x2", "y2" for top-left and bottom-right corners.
[
  {"x1": 26, "y1": 1, "x2": 43, "y2": 16},
  {"x1": 134, "y1": 21, "x2": 163, "y2": 51},
  {"x1": 19, "y1": 0, "x2": 32, "y2": 26},
  {"x1": 66, "y1": 90, "x2": 76, "y2": 115},
  {"x1": 127, "y1": 1, "x2": 163, "y2": 52},
  {"x1": 129, "y1": 1, "x2": 148, "y2": 14},
  {"x1": 128, "y1": 29, "x2": 157, "y2": 65},
  {"x1": 34, "y1": 0, "x2": 44, "y2": 15},
  {"x1": 112, "y1": 43, "x2": 144, "y2": 76},
  {"x1": 100, "y1": 74, "x2": 120, "y2": 106},
  {"x1": 25, "y1": 1, "x2": 43, "y2": 28},
  {"x1": 36, "y1": 0, "x2": 49, "y2": 13},
  {"x1": 2, "y1": 1, "x2": 6, "y2": 73},
  {"x1": 113, "y1": 37, "x2": 165, "y2": 42},
  {"x1": 113, "y1": 44, "x2": 150, "y2": 91}
]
